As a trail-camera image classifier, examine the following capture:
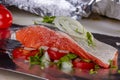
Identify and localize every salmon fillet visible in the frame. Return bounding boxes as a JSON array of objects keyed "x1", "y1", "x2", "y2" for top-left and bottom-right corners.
[{"x1": 15, "y1": 25, "x2": 118, "y2": 68}]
